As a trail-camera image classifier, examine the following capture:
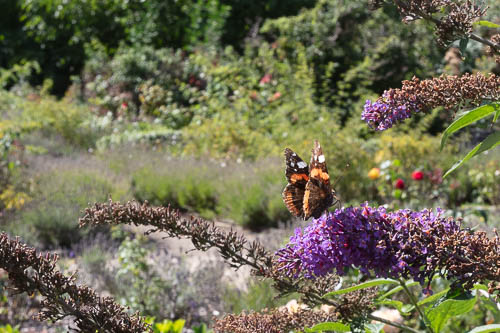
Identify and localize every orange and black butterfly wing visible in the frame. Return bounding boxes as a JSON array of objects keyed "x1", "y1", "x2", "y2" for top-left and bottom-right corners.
[
  {"x1": 282, "y1": 148, "x2": 309, "y2": 218},
  {"x1": 303, "y1": 140, "x2": 336, "y2": 220}
]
